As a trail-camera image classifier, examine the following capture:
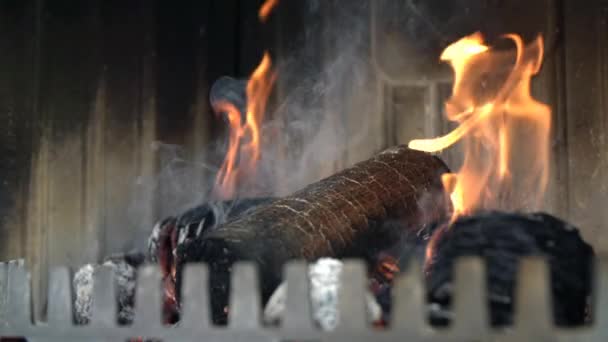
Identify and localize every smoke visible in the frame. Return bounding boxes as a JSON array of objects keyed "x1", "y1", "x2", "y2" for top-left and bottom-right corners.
[
  {"x1": 128, "y1": 0, "x2": 380, "y2": 252},
  {"x1": 249, "y1": 0, "x2": 379, "y2": 195}
]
